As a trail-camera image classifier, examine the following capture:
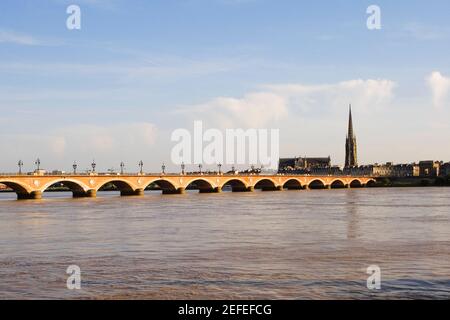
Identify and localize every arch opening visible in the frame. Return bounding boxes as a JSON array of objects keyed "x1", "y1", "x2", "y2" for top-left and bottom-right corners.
[
  {"x1": 98, "y1": 180, "x2": 136, "y2": 196},
  {"x1": 350, "y1": 179, "x2": 363, "y2": 188},
  {"x1": 43, "y1": 181, "x2": 86, "y2": 198},
  {"x1": 222, "y1": 179, "x2": 248, "y2": 192},
  {"x1": 283, "y1": 179, "x2": 302, "y2": 190},
  {"x1": 0, "y1": 181, "x2": 31, "y2": 199},
  {"x1": 330, "y1": 180, "x2": 346, "y2": 189},
  {"x1": 308, "y1": 179, "x2": 326, "y2": 189},
  {"x1": 185, "y1": 179, "x2": 217, "y2": 193},
  {"x1": 254, "y1": 179, "x2": 278, "y2": 191},
  {"x1": 366, "y1": 180, "x2": 376, "y2": 188},
  {"x1": 145, "y1": 179, "x2": 179, "y2": 194}
]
